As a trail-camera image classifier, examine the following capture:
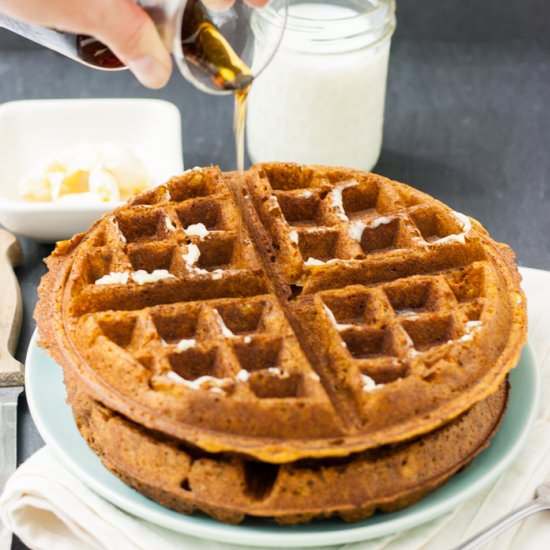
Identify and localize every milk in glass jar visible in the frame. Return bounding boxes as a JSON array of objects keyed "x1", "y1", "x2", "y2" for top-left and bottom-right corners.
[{"x1": 247, "y1": 0, "x2": 396, "y2": 170}]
